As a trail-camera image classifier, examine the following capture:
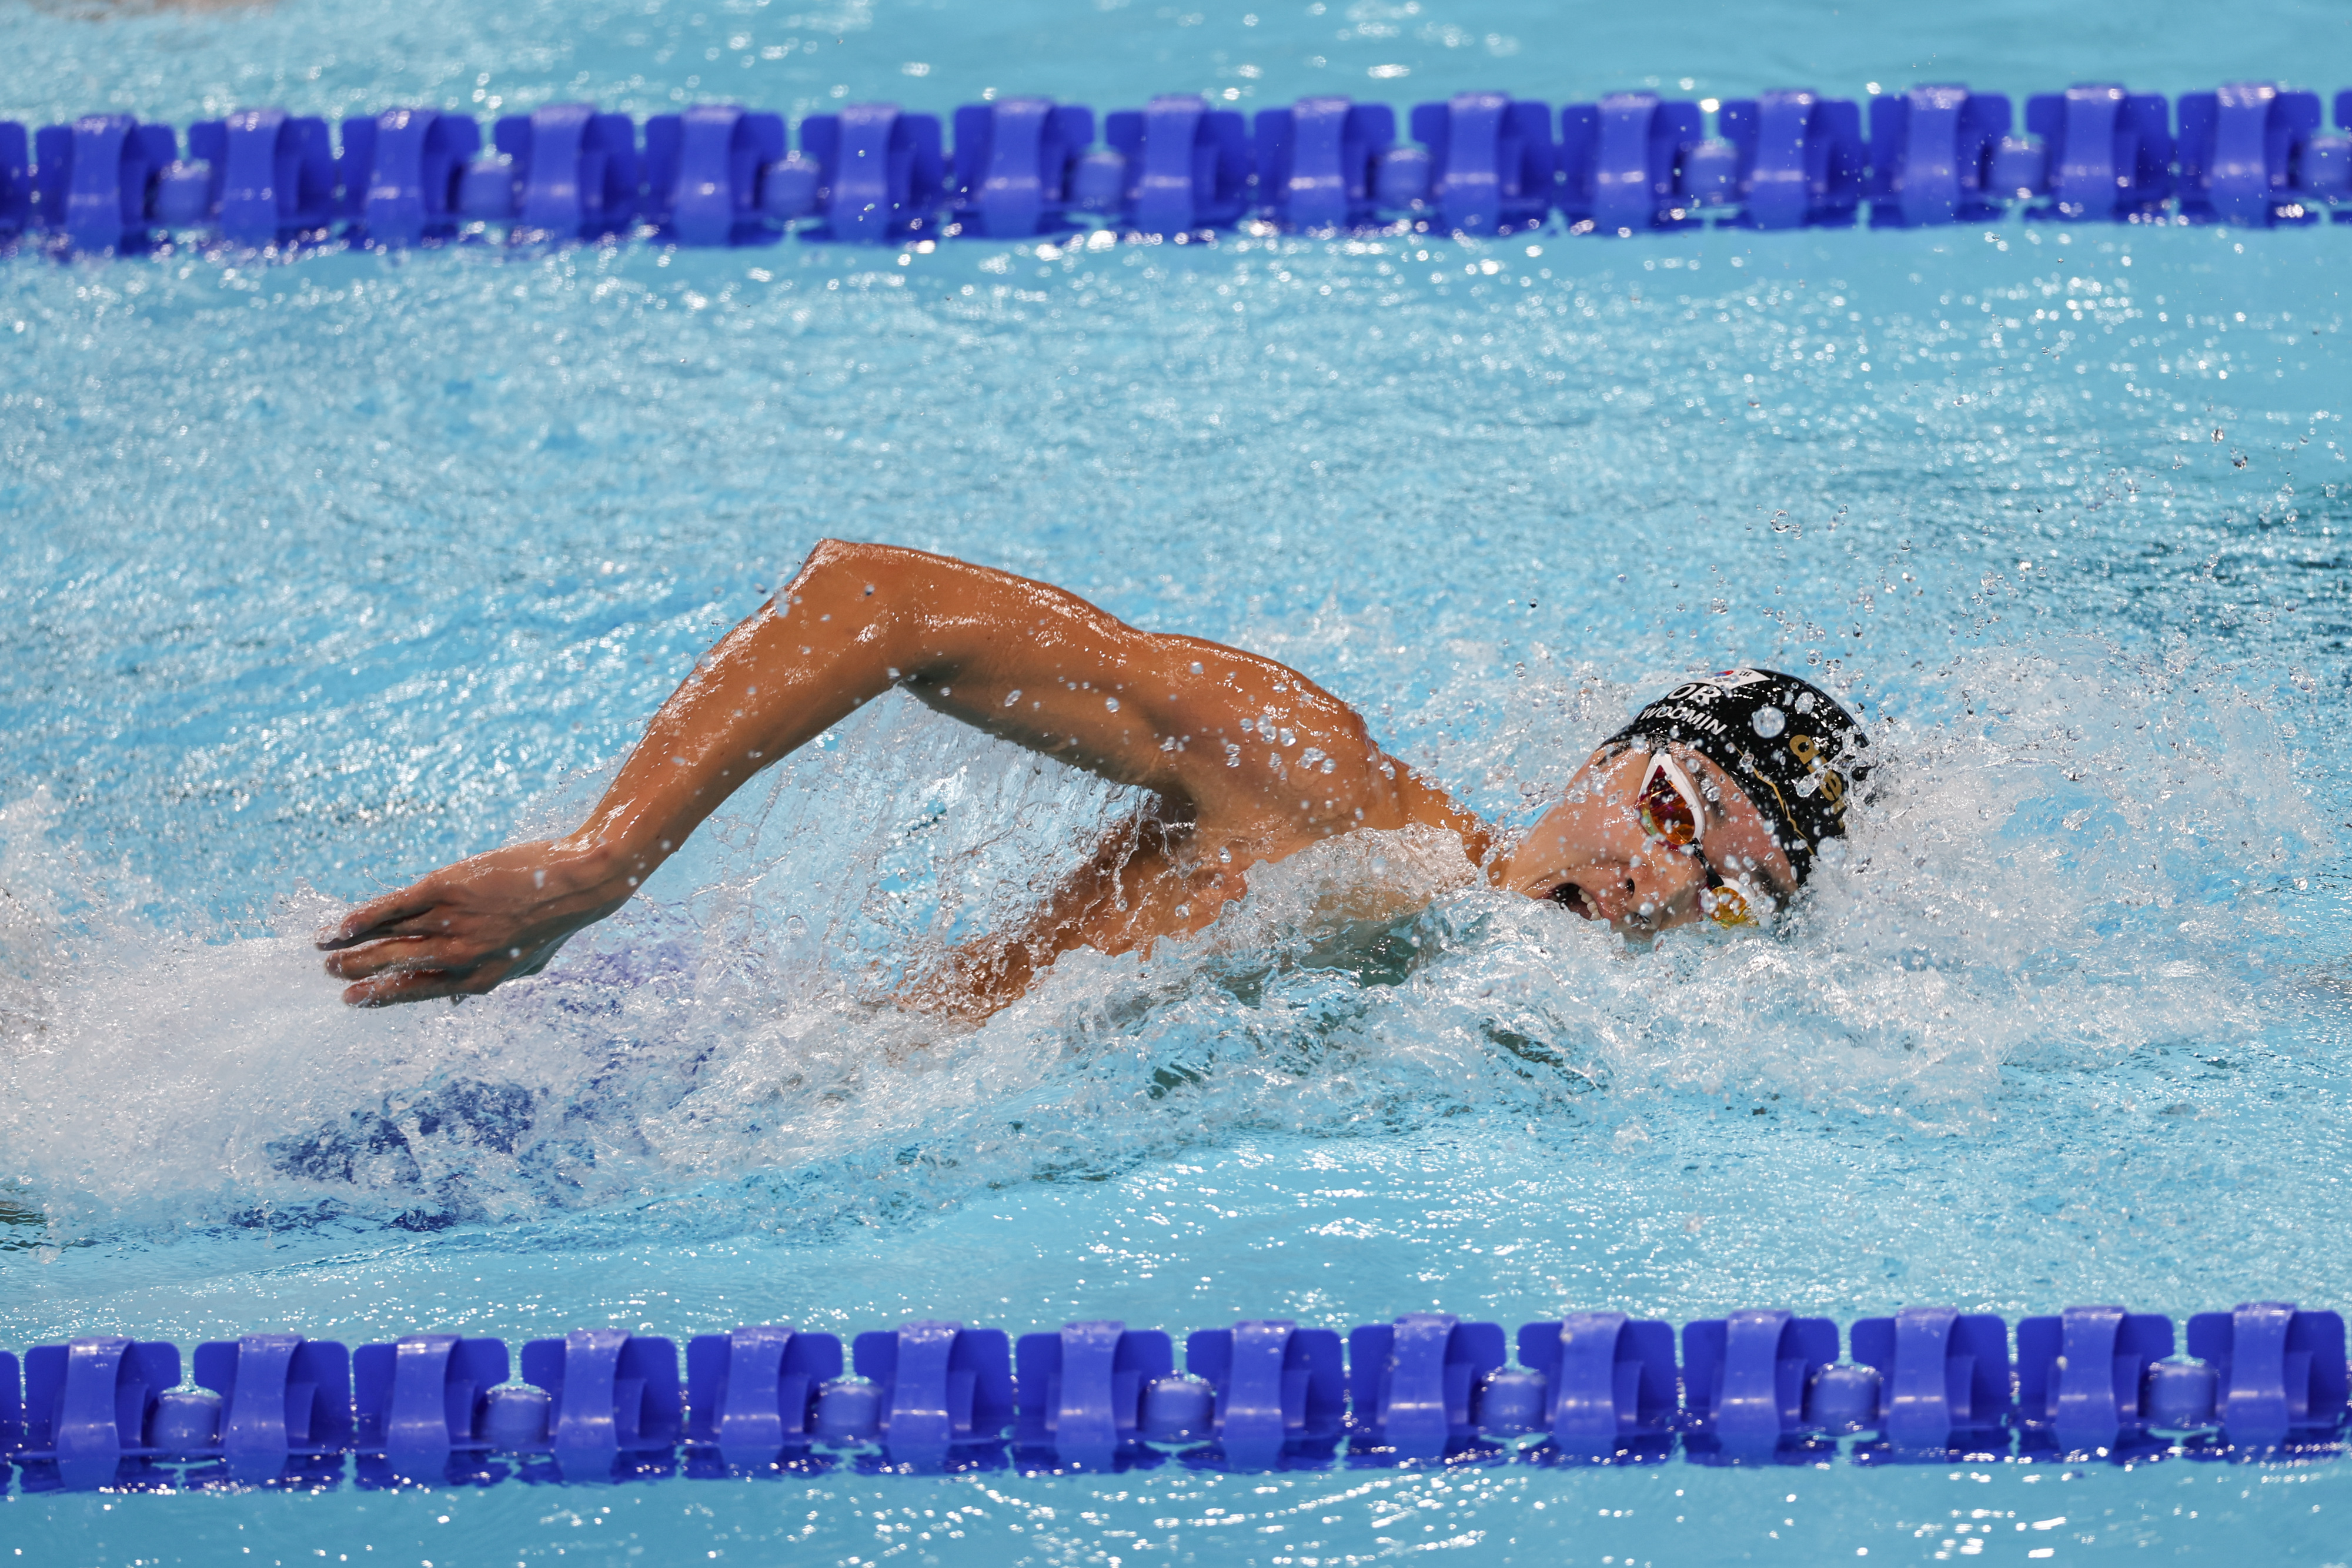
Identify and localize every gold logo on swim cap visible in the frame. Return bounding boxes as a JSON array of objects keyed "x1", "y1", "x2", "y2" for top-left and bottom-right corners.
[{"x1": 1787, "y1": 734, "x2": 1848, "y2": 812}]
